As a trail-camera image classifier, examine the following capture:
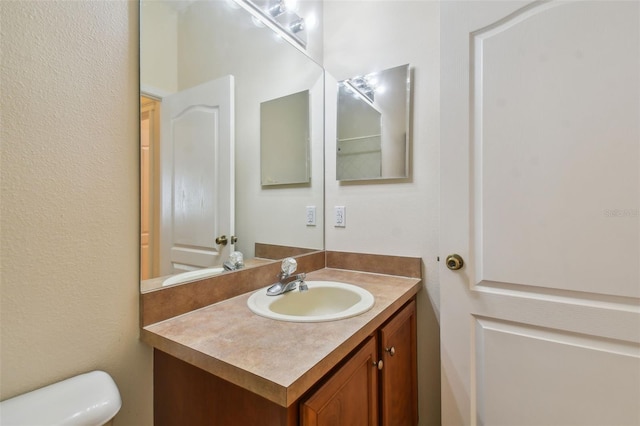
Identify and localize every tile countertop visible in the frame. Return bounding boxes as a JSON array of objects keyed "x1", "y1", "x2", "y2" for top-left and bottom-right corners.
[{"x1": 141, "y1": 268, "x2": 421, "y2": 407}]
